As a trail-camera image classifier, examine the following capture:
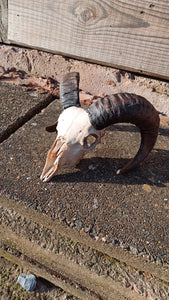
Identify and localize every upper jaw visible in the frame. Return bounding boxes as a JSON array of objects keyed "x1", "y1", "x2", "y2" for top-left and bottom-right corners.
[
  {"x1": 40, "y1": 166, "x2": 56, "y2": 182},
  {"x1": 40, "y1": 137, "x2": 67, "y2": 182}
]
